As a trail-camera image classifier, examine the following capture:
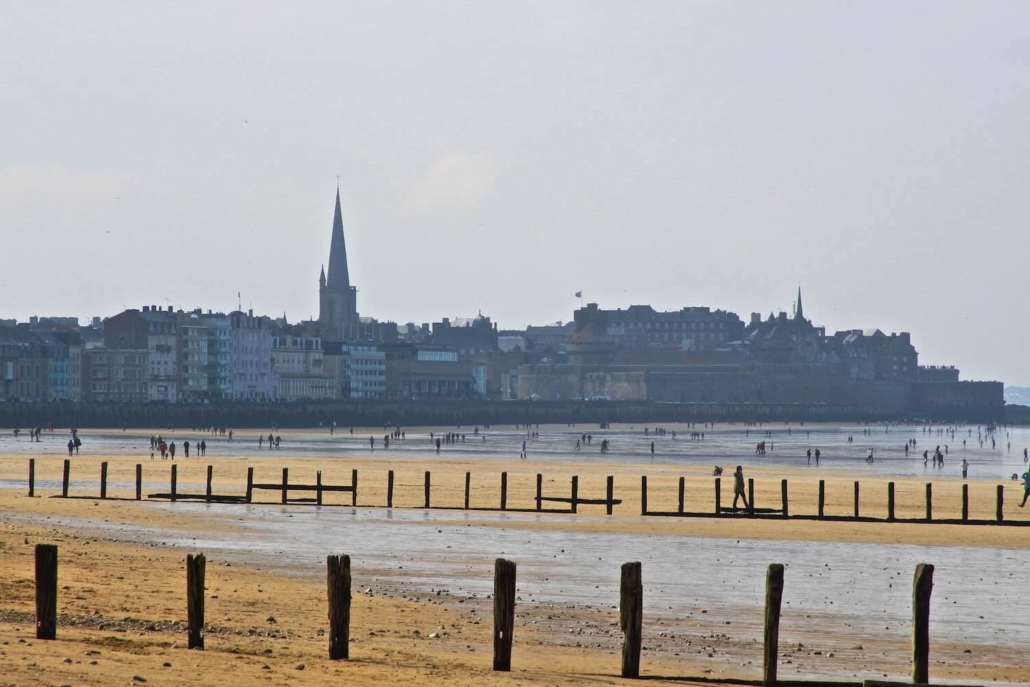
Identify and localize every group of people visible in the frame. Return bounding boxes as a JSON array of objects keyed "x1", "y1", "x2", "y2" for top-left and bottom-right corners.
[{"x1": 149, "y1": 434, "x2": 207, "y2": 459}]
